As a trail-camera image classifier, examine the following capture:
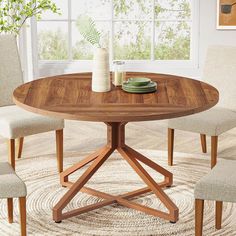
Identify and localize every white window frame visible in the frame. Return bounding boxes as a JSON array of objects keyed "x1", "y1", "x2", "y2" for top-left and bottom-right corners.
[{"x1": 31, "y1": 0, "x2": 200, "y2": 78}]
